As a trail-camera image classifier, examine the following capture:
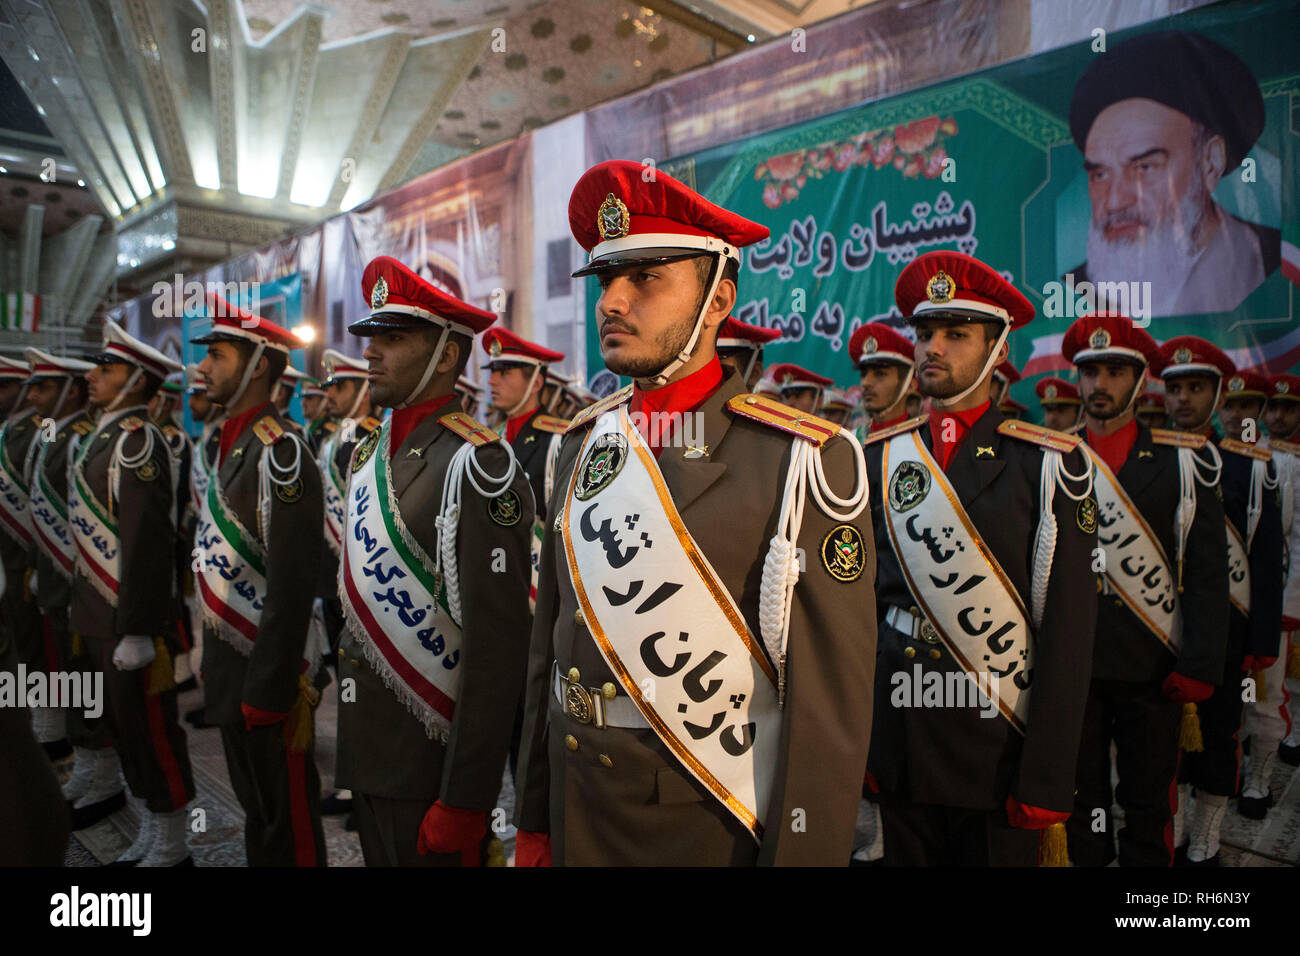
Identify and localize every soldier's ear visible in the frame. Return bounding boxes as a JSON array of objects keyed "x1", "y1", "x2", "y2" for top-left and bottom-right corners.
[
  {"x1": 435, "y1": 337, "x2": 461, "y2": 376},
  {"x1": 704, "y1": 277, "x2": 736, "y2": 331}
]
